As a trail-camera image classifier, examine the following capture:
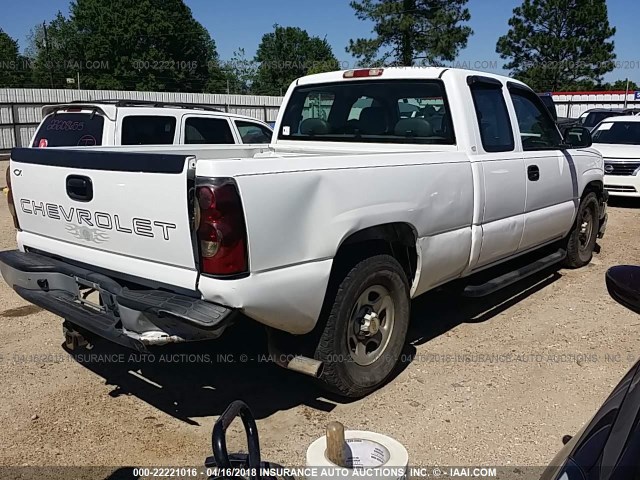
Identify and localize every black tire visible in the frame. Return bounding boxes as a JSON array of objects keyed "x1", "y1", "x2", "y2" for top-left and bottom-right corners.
[
  {"x1": 563, "y1": 192, "x2": 599, "y2": 269},
  {"x1": 314, "y1": 254, "x2": 410, "y2": 398}
]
